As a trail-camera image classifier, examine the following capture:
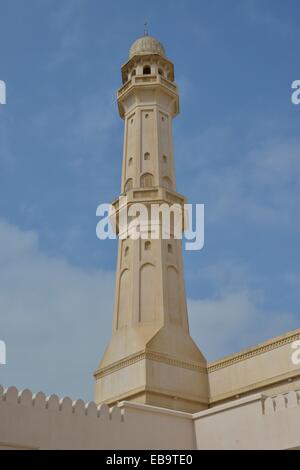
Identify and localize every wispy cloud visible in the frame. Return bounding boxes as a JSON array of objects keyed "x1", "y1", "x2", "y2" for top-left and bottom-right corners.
[
  {"x1": 0, "y1": 218, "x2": 114, "y2": 400},
  {"x1": 188, "y1": 259, "x2": 298, "y2": 360},
  {"x1": 178, "y1": 126, "x2": 300, "y2": 229}
]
